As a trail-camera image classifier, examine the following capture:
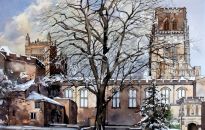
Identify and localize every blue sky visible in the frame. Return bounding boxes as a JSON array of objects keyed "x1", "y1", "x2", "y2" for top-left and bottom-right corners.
[
  {"x1": 0, "y1": 0, "x2": 204, "y2": 75},
  {"x1": 0, "y1": 0, "x2": 34, "y2": 31}
]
